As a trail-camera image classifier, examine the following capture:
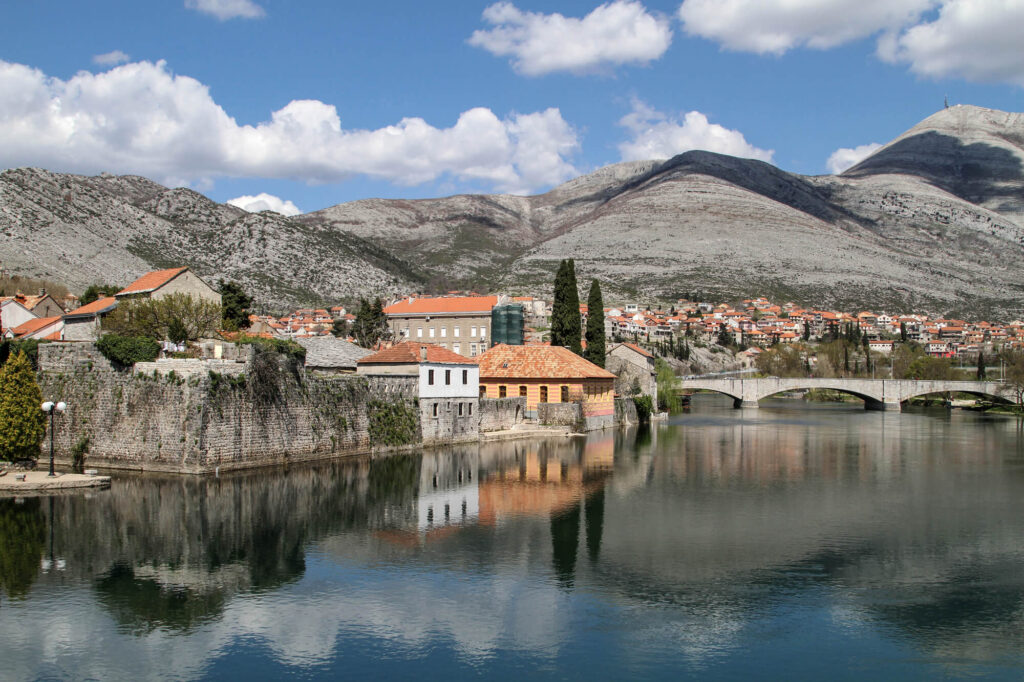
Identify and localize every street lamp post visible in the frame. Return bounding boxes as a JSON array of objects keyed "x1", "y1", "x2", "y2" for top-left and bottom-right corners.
[{"x1": 40, "y1": 401, "x2": 66, "y2": 477}]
